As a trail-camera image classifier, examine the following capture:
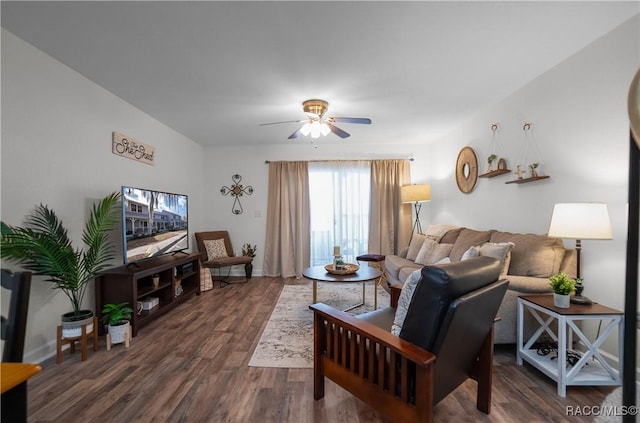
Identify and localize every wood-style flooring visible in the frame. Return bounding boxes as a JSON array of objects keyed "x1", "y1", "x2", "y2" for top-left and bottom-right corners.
[{"x1": 27, "y1": 277, "x2": 616, "y2": 422}]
